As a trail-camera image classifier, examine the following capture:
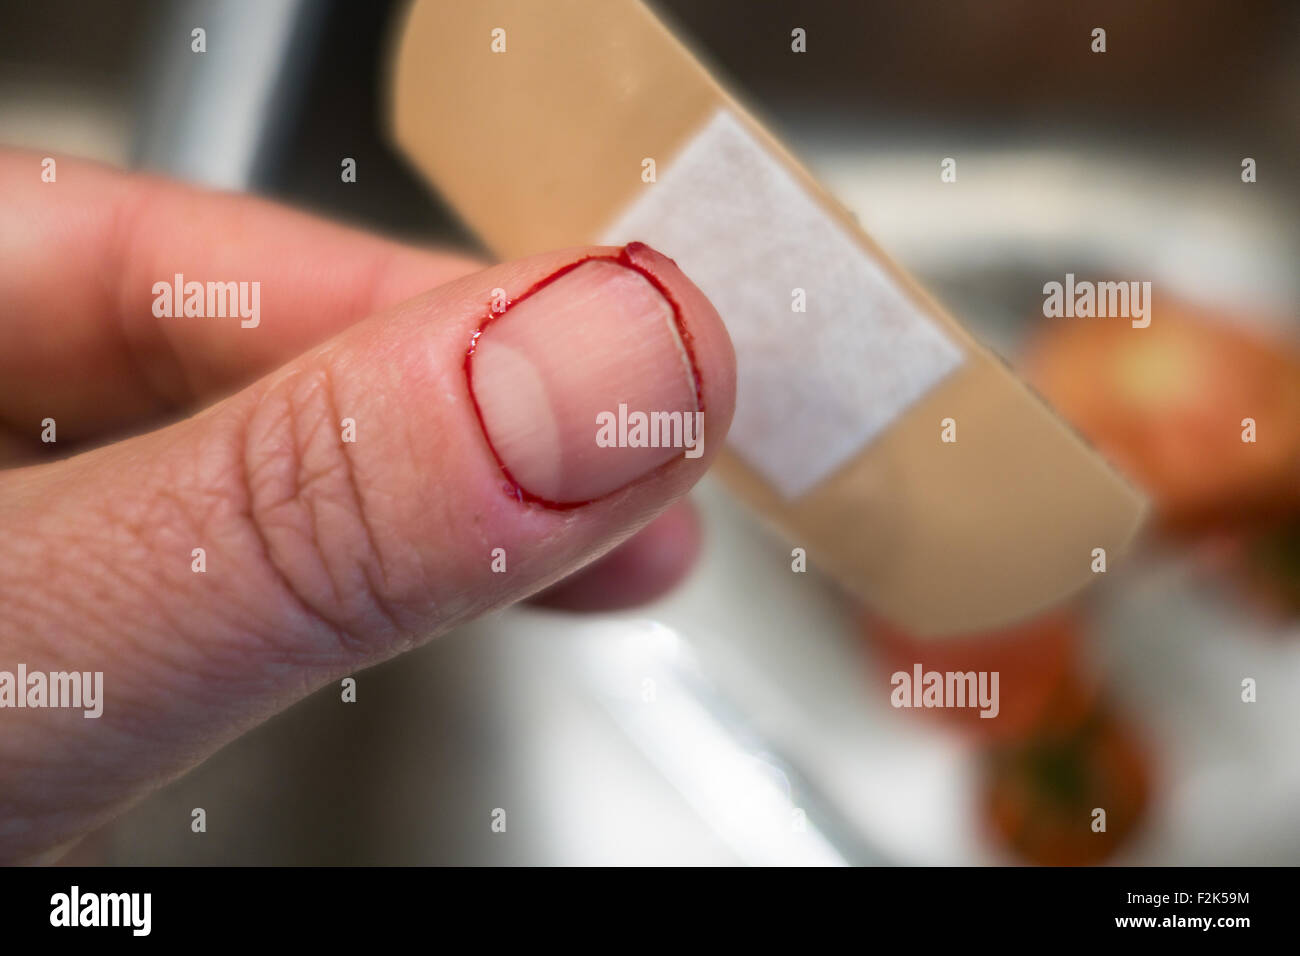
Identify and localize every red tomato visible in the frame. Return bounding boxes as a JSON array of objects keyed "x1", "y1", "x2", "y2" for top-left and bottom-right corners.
[
  {"x1": 1023, "y1": 301, "x2": 1300, "y2": 532},
  {"x1": 863, "y1": 608, "x2": 1096, "y2": 743},
  {"x1": 979, "y1": 705, "x2": 1152, "y2": 866}
]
